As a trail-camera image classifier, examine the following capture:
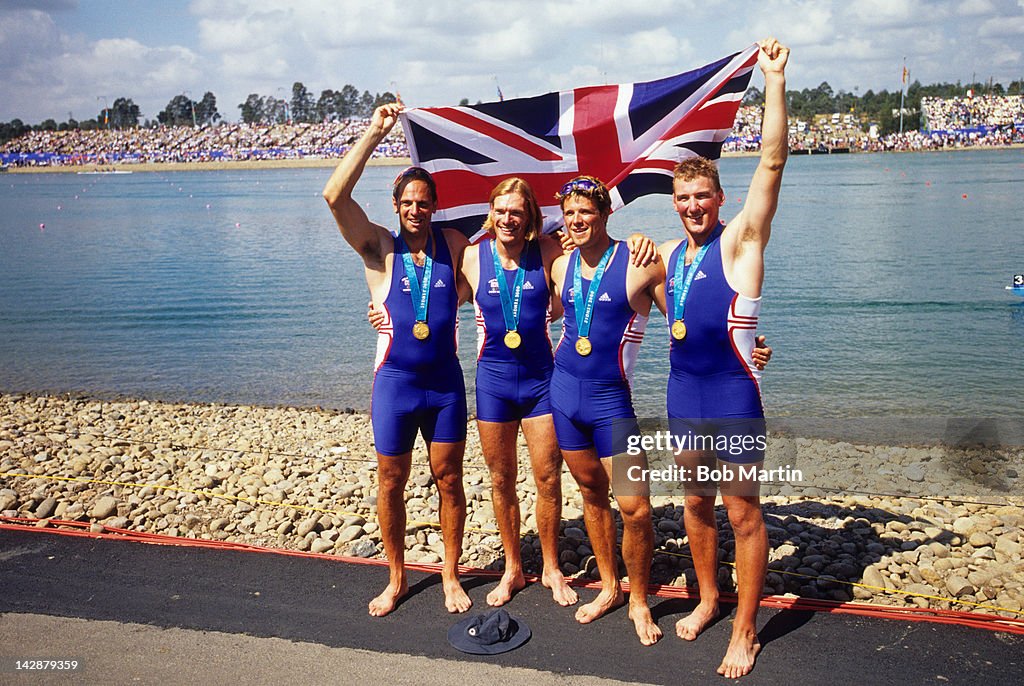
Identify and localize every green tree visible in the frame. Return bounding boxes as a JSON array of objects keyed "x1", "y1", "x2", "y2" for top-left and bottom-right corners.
[
  {"x1": 372, "y1": 91, "x2": 397, "y2": 110},
  {"x1": 337, "y1": 85, "x2": 360, "y2": 118},
  {"x1": 157, "y1": 94, "x2": 196, "y2": 126},
  {"x1": 358, "y1": 90, "x2": 374, "y2": 118},
  {"x1": 290, "y1": 82, "x2": 316, "y2": 123},
  {"x1": 239, "y1": 93, "x2": 263, "y2": 124},
  {"x1": 194, "y1": 92, "x2": 220, "y2": 125},
  {"x1": 316, "y1": 89, "x2": 337, "y2": 121},
  {"x1": 262, "y1": 96, "x2": 288, "y2": 124},
  {"x1": 109, "y1": 97, "x2": 141, "y2": 128}
]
